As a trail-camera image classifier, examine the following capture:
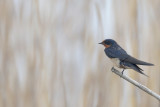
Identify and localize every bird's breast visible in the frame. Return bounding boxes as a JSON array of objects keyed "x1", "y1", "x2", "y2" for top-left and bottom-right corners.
[{"x1": 110, "y1": 58, "x2": 121, "y2": 68}]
